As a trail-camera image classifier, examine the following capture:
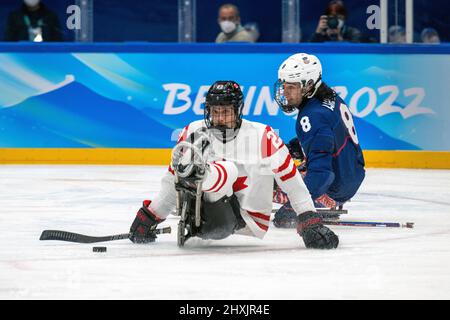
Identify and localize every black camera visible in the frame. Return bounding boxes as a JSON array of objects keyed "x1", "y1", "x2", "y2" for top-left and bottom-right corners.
[{"x1": 327, "y1": 15, "x2": 339, "y2": 29}]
